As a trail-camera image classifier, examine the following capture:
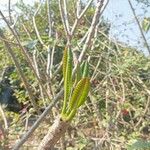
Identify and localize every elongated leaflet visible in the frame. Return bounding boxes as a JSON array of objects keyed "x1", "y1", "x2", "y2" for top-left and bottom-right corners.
[
  {"x1": 62, "y1": 47, "x2": 73, "y2": 114},
  {"x1": 68, "y1": 78, "x2": 87, "y2": 110},
  {"x1": 62, "y1": 47, "x2": 68, "y2": 114},
  {"x1": 77, "y1": 78, "x2": 90, "y2": 108},
  {"x1": 82, "y1": 61, "x2": 89, "y2": 78},
  {"x1": 74, "y1": 62, "x2": 82, "y2": 85},
  {"x1": 65, "y1": 108, "x2": 77, "y2": 121},
  {"x1": 65, "y1": 47, "x2": 72, "y2": 98},
  {"x1": 63, "y1": 47, "x2": 67, "y2": 79},
  {"x1": 81, "y1": 61, "x2": 85, "y2": 75}
]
